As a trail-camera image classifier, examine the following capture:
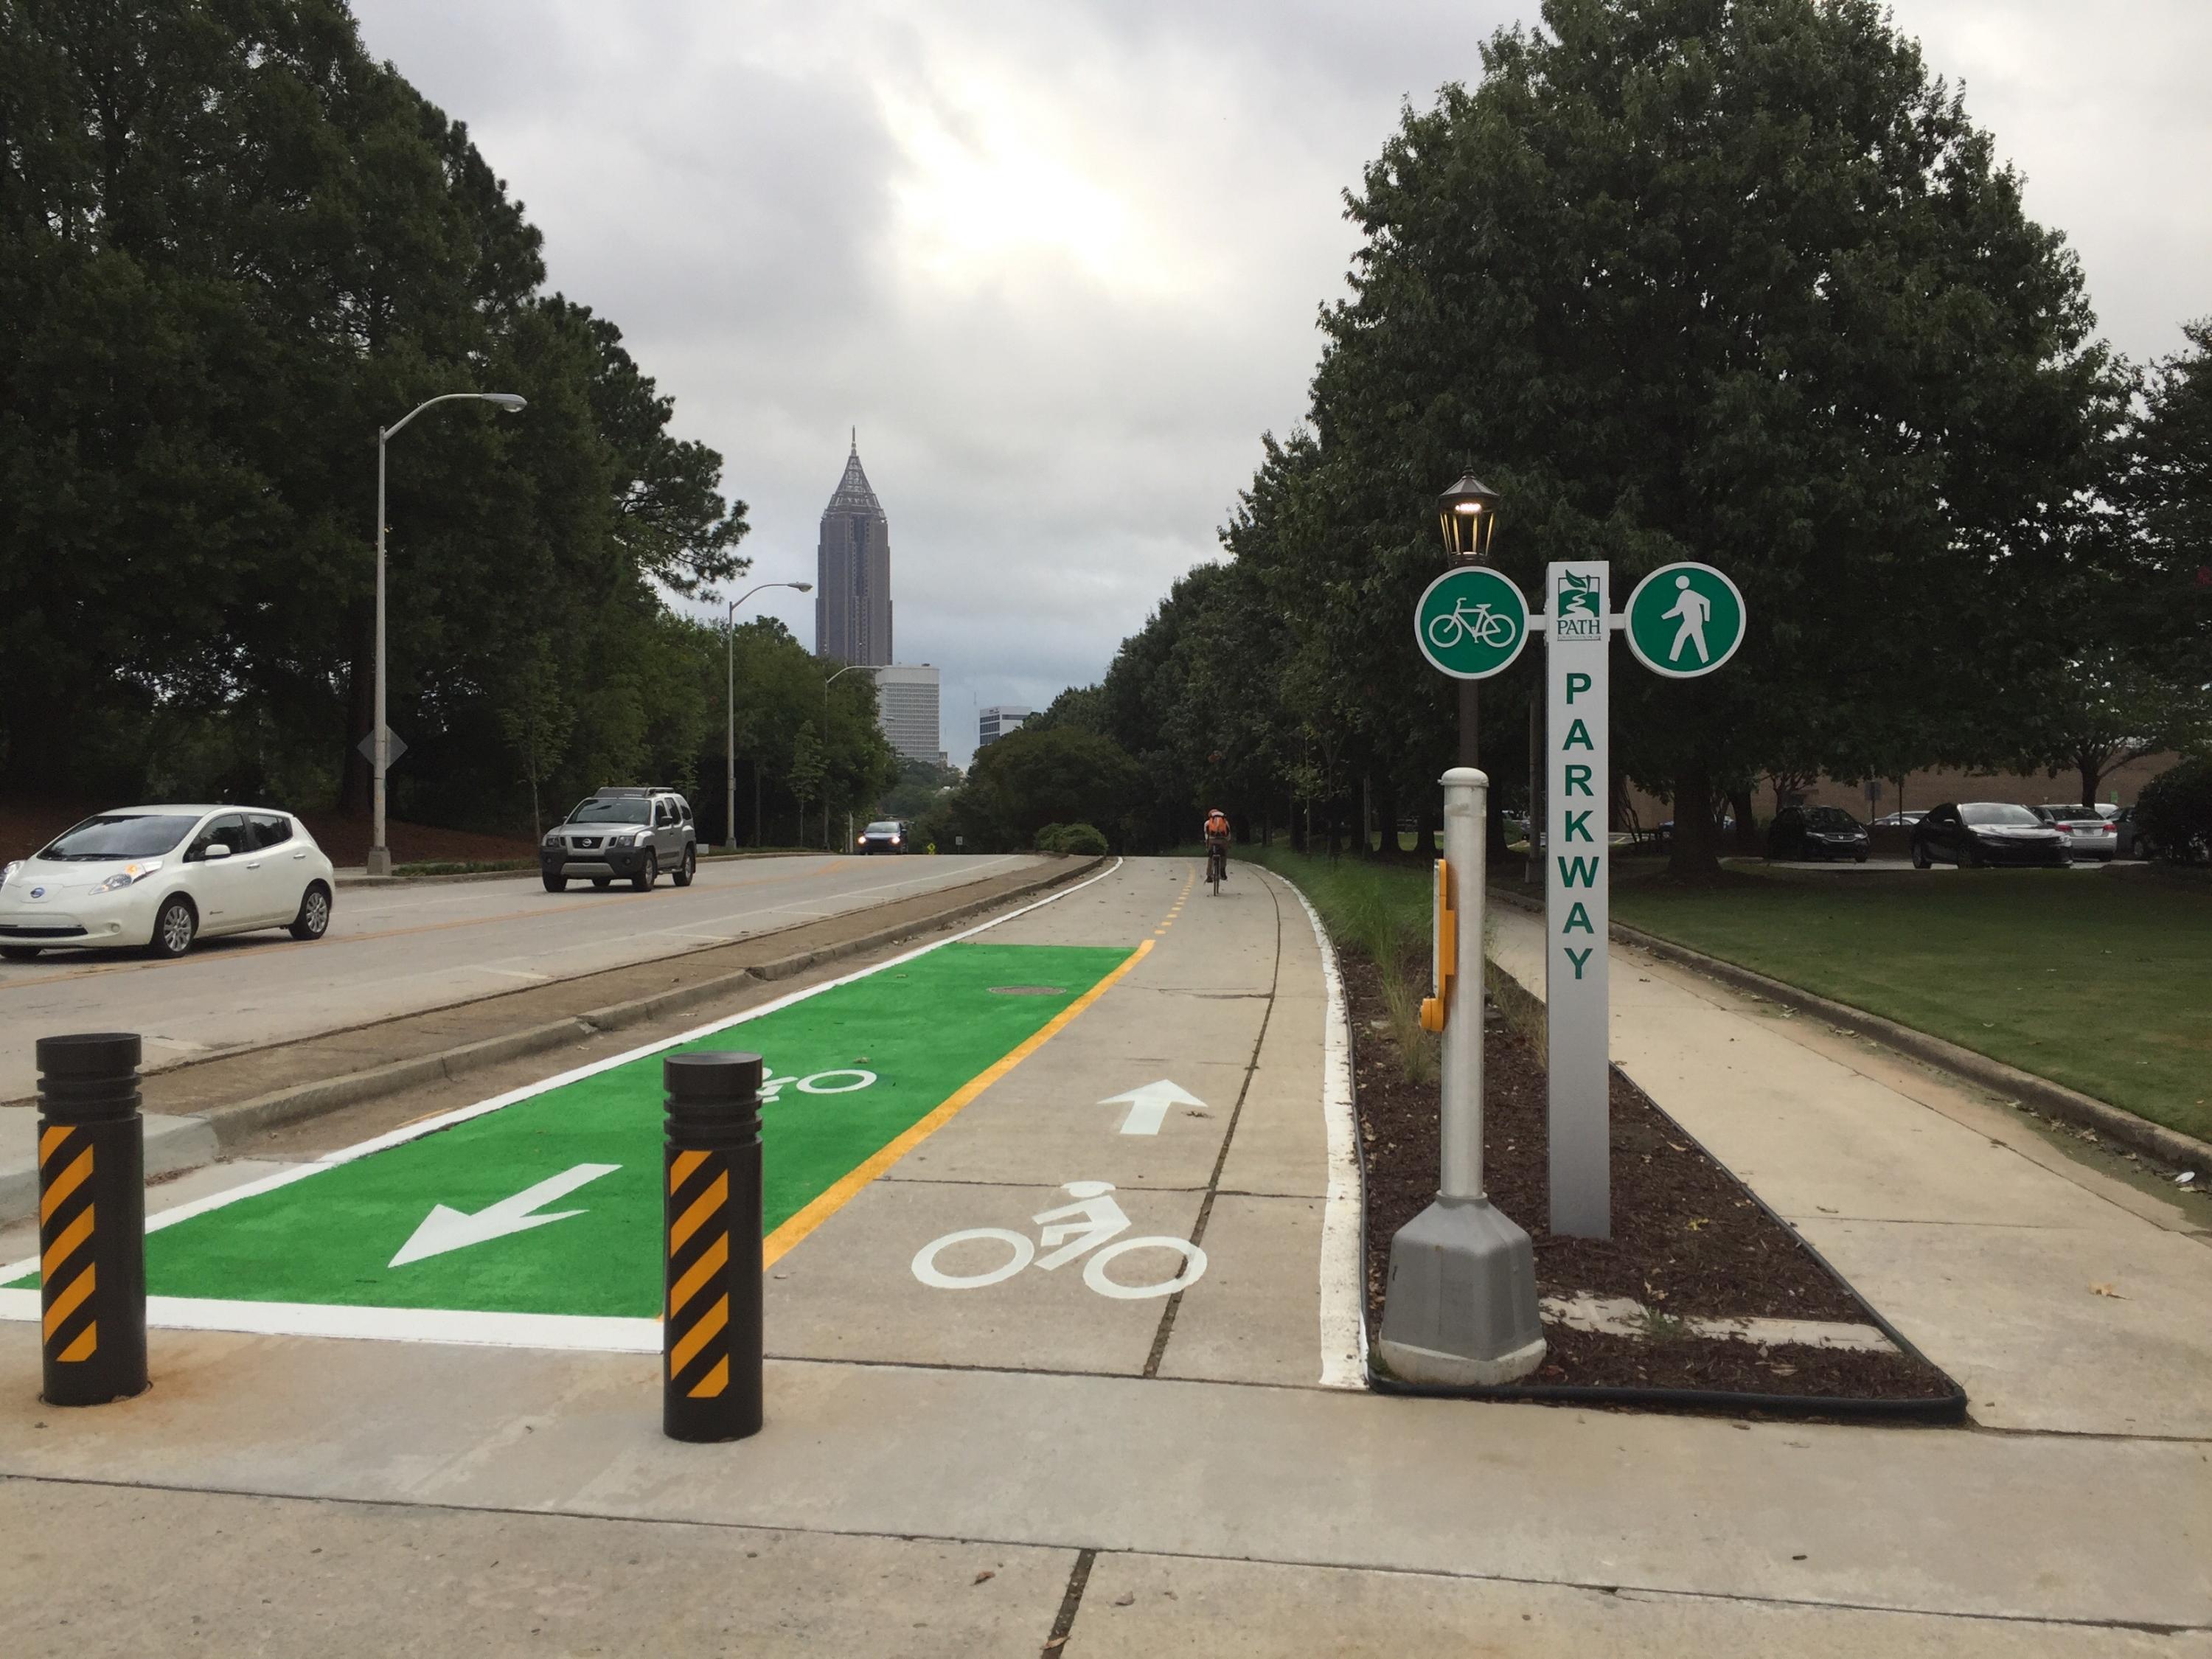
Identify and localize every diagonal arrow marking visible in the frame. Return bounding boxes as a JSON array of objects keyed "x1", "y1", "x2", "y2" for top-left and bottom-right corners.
[
  {"x1": 389, "y1": 1163, "x2": 622, "y2": 1267},
  {"x1": 1097, "y1": 1079, "x2": 1206, "y2": 1136}
]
